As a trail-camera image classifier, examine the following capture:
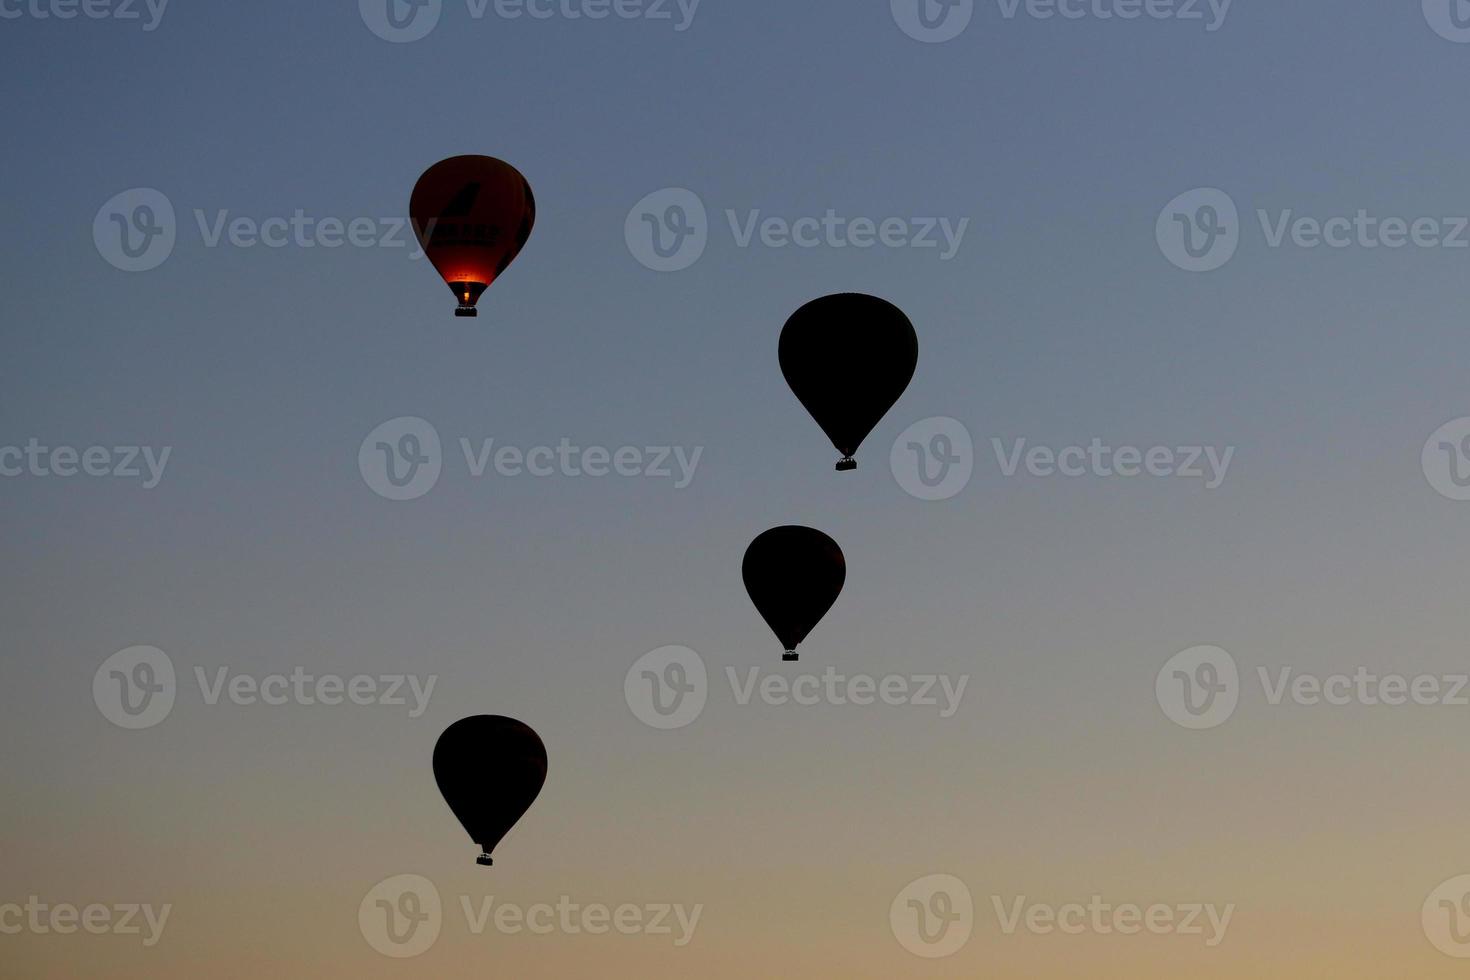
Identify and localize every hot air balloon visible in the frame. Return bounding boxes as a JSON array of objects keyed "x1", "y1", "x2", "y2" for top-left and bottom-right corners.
[
  {"x1": 779, "y1": 293, "x2": 918, "y2": 470},
  {"x1": 742, "y1": 525, "x2": 846, "y2": 662},
  {"x1": 410, "y1": 155, "x2": 535, "y2": 317},
  {"x1": 433, "y1": 715, "x2": 547, "y2": 867}
]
